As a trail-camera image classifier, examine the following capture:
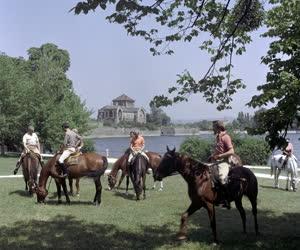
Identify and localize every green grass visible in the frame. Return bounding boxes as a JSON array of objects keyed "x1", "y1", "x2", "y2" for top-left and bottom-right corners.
[{"x1": 0, "y1": 158, "x2": 299, "y2": 249}]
